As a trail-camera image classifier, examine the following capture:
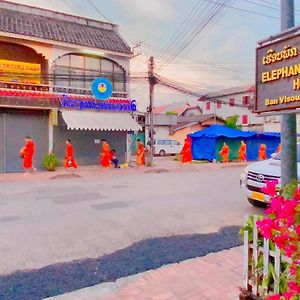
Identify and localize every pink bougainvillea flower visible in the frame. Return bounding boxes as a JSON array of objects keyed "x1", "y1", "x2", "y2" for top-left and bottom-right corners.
[
  {"x1": 267, "y1": 294, "x2": 281, "y2": 300},
  {"x1": 256, "y1": 218, "x2": 276, "y2": 239},
  {"x1": 285, "y1": 215, "x2": 295, "y2": 227},
  {"x1": 288, "y1": 281, "x2": 300, "y2": 293},
  {"x1": 261, "y1": 180, "x2": 279, "y2": 197},
  {"x1": 283, "y1": 244, "x2": 297, "y2": 258},
  {"x1": 293, "y1": 188, "x2": 300, "y2": 200},
  {"x1": 266, "y1": 196, "x2": 284, "y2": 215},
  {"x1": 289, "y1": 265, "x2": 297, "y2": 275},
  {"x1": 282, "y1": 291, "x2": 295, "y2": 300},
  {"x1": 274, "y1": 234, "x2": 289, "y2": 249},
  {"x1": 278, "y1": 200, "x2": 299, "y2": 219},
  {"x1": 295, "y1": 225, "x2": 300, "y2": 235}
]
